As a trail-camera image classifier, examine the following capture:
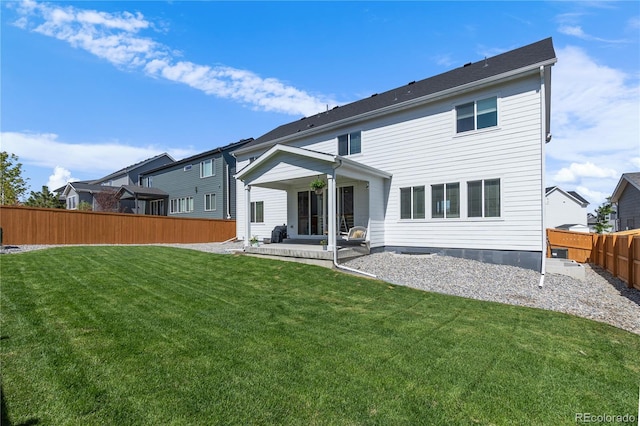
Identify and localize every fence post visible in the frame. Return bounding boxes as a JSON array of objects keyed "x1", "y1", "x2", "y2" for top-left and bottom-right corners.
[{"x1": 628, "y1": 236, "x2": 634, "y2": 289}]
